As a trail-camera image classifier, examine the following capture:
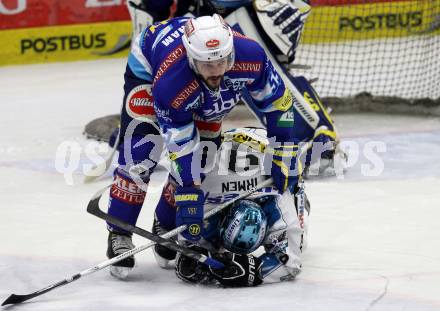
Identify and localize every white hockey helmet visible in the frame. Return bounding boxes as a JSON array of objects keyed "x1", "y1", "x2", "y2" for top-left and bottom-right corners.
[{"x1": 182, "y1": 14, "x2": 235, "y2": 74}]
